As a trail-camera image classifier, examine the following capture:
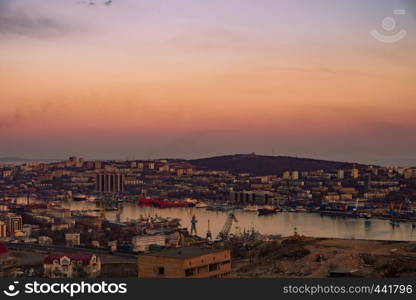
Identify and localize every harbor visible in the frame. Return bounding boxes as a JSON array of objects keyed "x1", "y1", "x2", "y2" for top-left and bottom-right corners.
[{"x1": 61, "y1": 201, "x2": 416, "y2": 242}]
